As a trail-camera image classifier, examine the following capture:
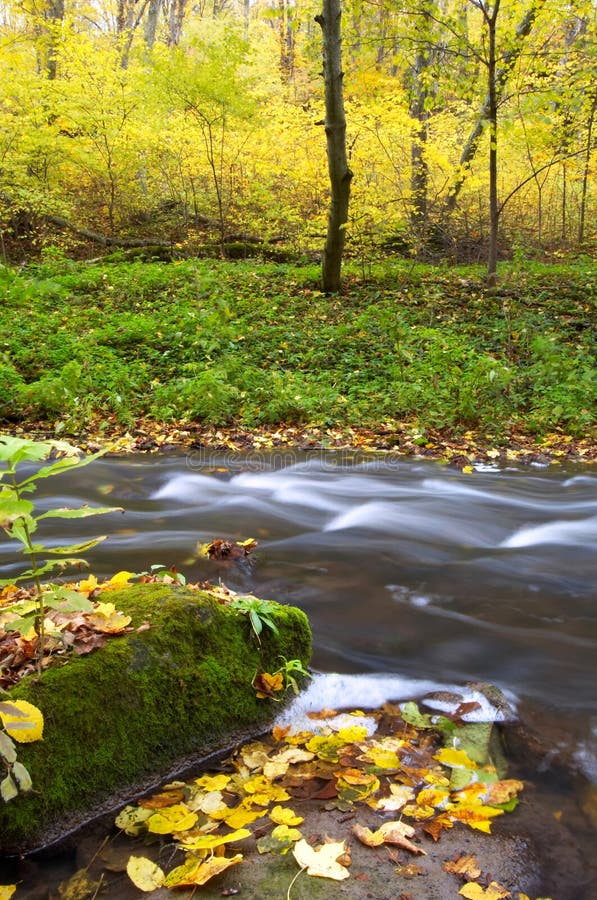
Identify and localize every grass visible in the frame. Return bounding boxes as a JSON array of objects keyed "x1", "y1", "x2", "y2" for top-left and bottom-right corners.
[{"x1": 0, "y1": 256, "x2": 595, "y2": 444}]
